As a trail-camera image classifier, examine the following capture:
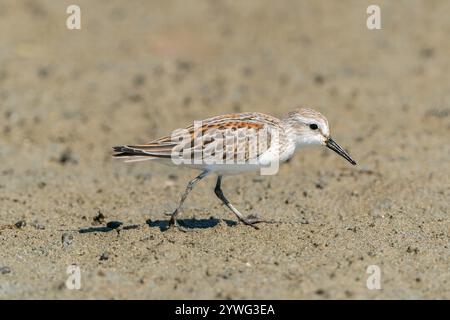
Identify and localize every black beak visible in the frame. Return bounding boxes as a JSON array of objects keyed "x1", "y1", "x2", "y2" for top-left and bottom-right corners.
[{"x1": 326, "y1": 138, "x2": 357, "y2": 165}]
